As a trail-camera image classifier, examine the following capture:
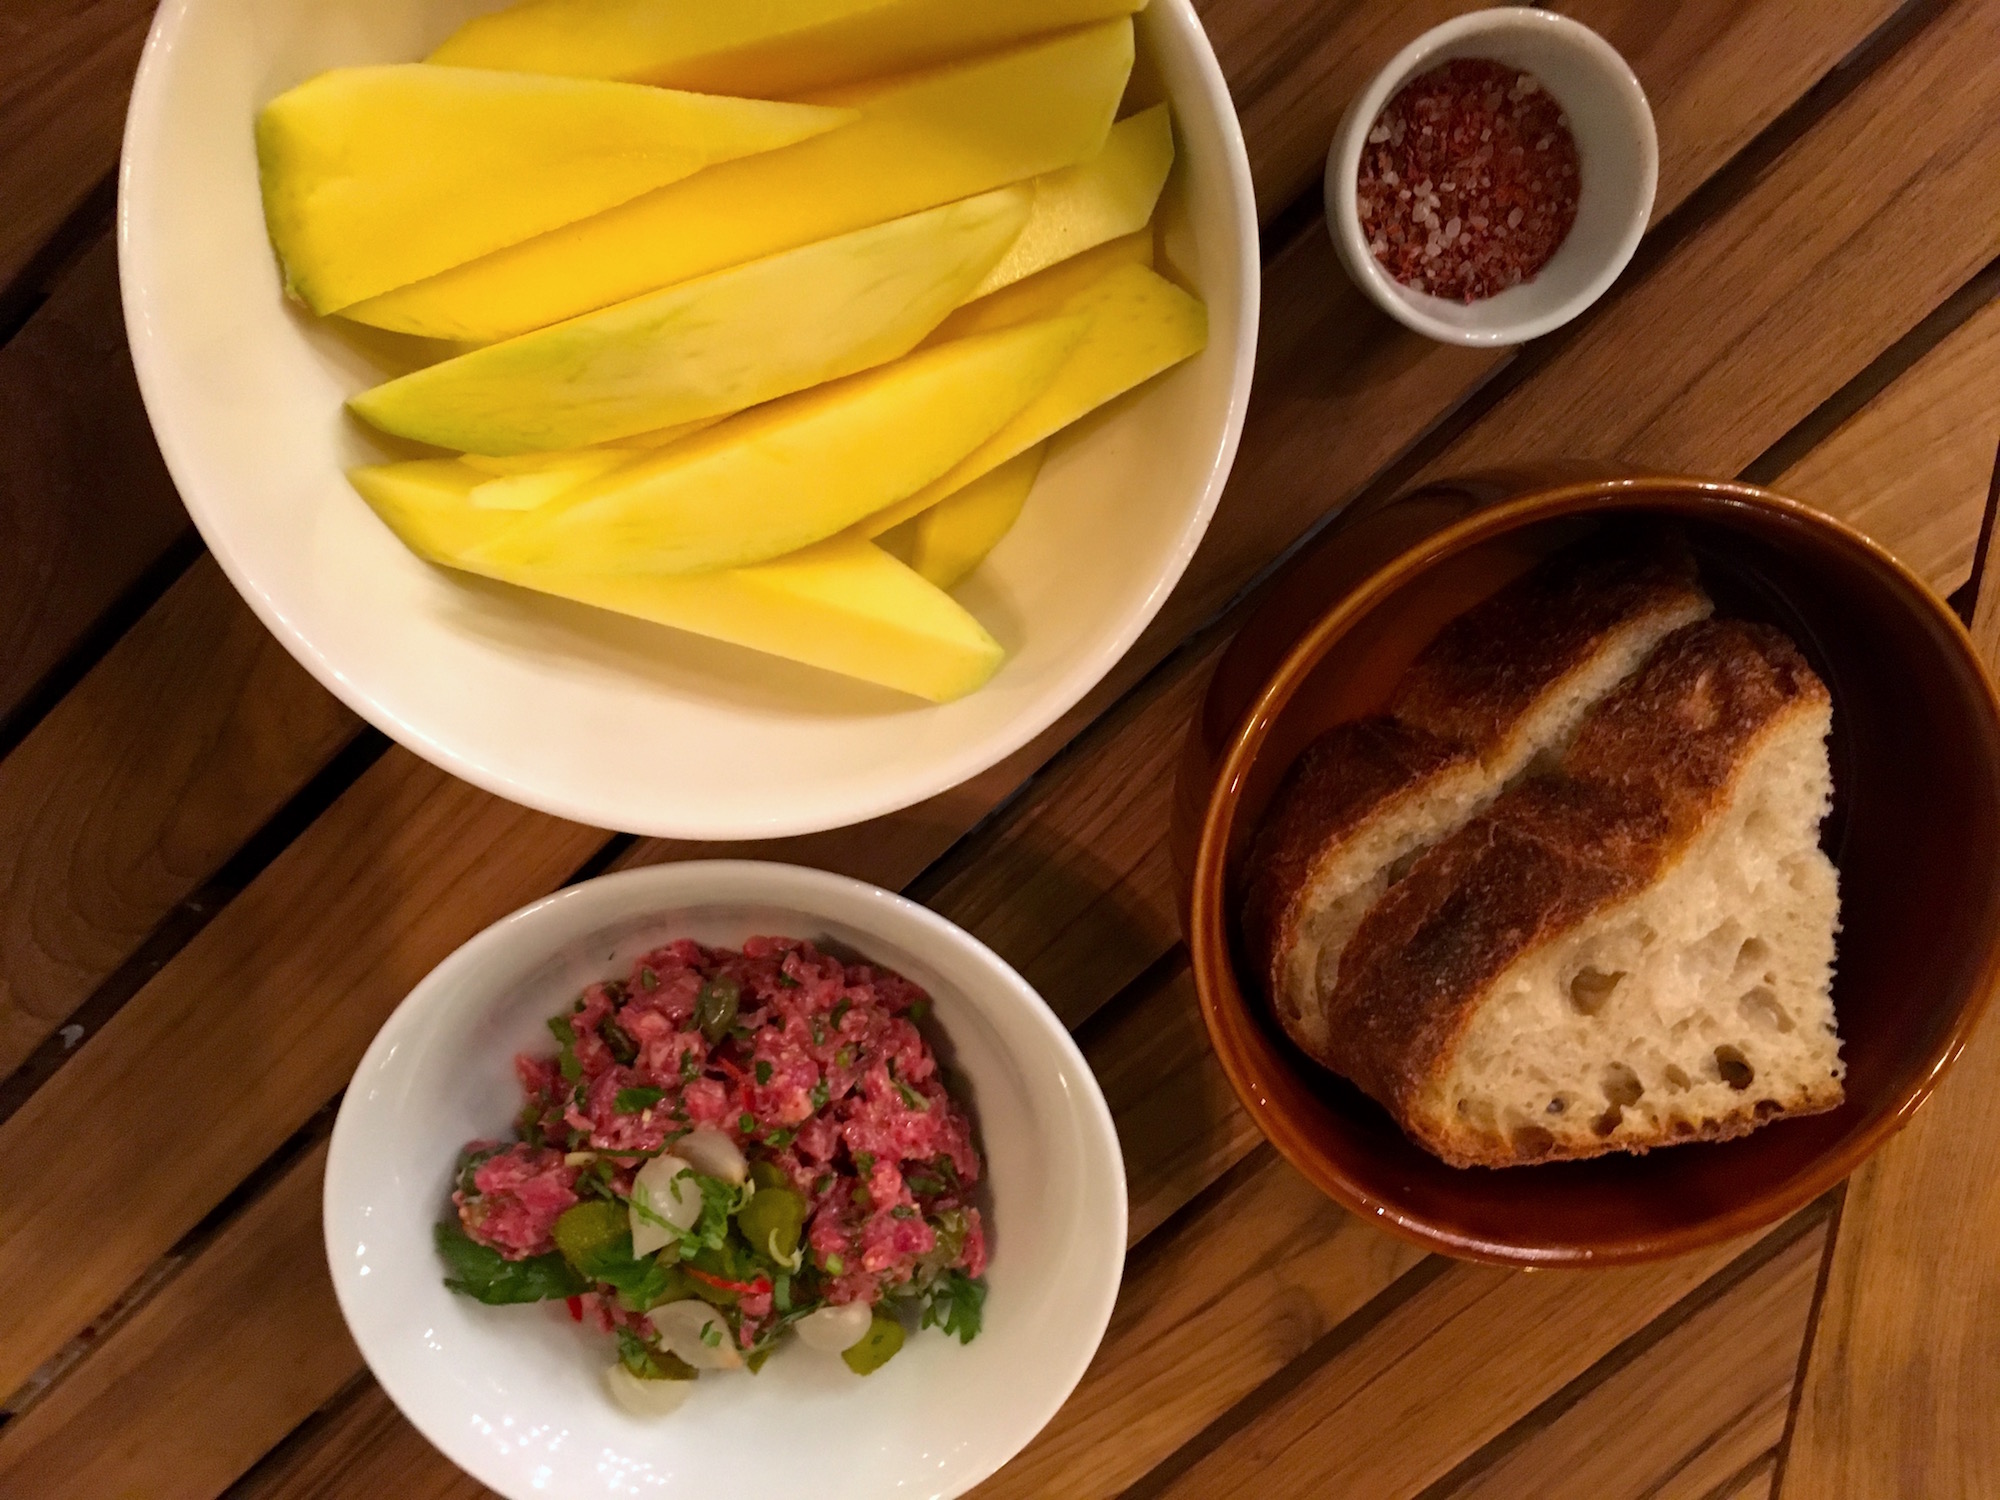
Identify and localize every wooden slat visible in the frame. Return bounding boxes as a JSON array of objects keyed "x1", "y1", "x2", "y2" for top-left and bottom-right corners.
[
  {"x1": 1776, "y1": 296, "x2": 2000, "y2": 595},
  {"x1": 0, "y1": 236, "x2": 189, "y2": 726},
  {"x1": 228, "y1": 1383, "x2": 491, "y2": 1500},
  {"x1": 0, "y1": 1141, "x2": 356, "y2": 1500},
  {"x1": 1436, "y1": 1225, "x2": 1824, "y2": 1500},
  {"x1": 0, "y1": 754, "x2": 605, "y2": 1396},
  {"x1": 1152, "y1": 1233, "x2": 1775, "y2": 1500},
  {"x1": 0, "y1": 556, "x2": 359, "y2": 1076},
  {"x1": 0, "y1": 0, "x2": 153, "y2": 296}
]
